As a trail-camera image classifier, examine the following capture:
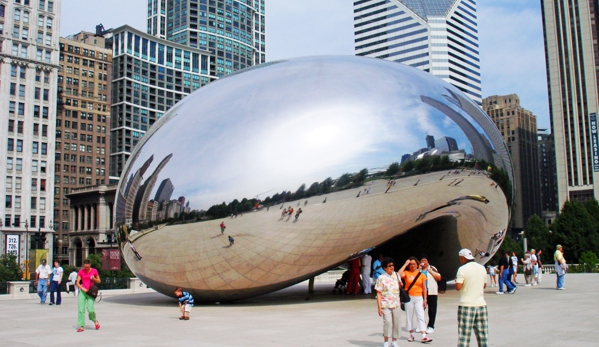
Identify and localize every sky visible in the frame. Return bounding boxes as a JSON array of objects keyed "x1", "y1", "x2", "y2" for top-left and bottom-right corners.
[{"x1": 60, "y1": 0, "x2": 550, "y2": 129}]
